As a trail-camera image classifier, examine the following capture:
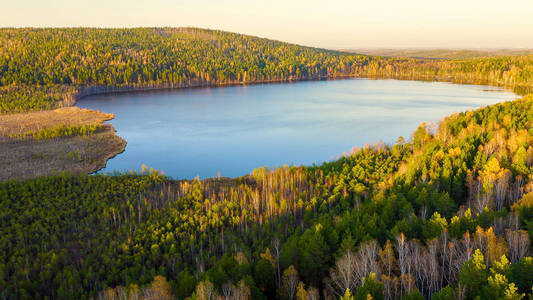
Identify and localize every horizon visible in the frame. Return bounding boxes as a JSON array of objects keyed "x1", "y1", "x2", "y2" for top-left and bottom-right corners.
[
  {"x1": 3, "y1": 0, "x2": 533, "y2": 49},
  {"x1": 1, "y1": 26, "x2": 532, "y2": 52}
]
